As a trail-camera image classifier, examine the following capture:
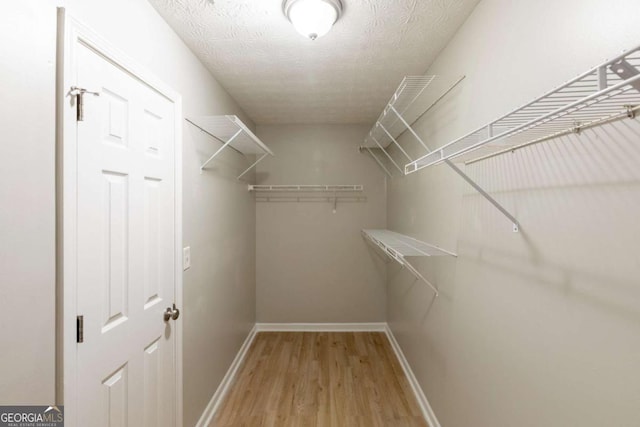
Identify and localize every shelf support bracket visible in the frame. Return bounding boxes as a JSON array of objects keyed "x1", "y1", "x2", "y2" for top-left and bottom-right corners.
[
  {"x1": 400, "y1": 258, "x2": 439, "y2": 296},
  {"x1": 625, "y1": 105, "x2": 636, "y2": 119},
  {"x1": 388, "y1": 105, "x2": 431, "y2": 153},
  {"x1": 361, "y1": 147, "x2": 392, "y2": 177},
  {"x1": 388, "y1": 106, "x2": 520, "y2": 231},
  {"x1": 377, "y1": 122, "x2": 414, "y2": 162},
  {"x1": 610, "y1": 59, "x2": 640, "y2": 93},
  {"x1": 362, "y1": 230, "x2": 441, "y2": 296},
  {"x1": 371, "y1": 136, "x2": 404, "y2": 174},
  {"x1": 389, "y1": 105, "x2": 521, "y2": 231},
  {"x1": 597, "y1": 66, "x2": 608, "y2": 91},
  {"x1": 200, "y1": 128, "x2": 242, "y2": 171},
  {"x1": 444, "y1": 159, "x2": 520, "y2": 232},
  {"x1": 237, "y1": 152, "x2": 269, "y2": 180}
]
